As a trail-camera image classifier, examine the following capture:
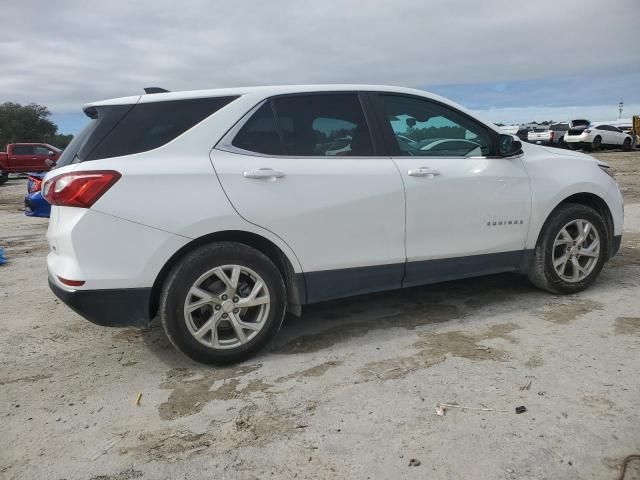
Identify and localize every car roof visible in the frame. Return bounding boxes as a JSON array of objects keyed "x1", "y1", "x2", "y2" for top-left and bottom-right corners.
[
  {"x1": 83, "y1": 84, "x2": 502, "y2": 134},
  {"x1": 86, "y1": 84, "x2": 447, "y2": 106}
]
